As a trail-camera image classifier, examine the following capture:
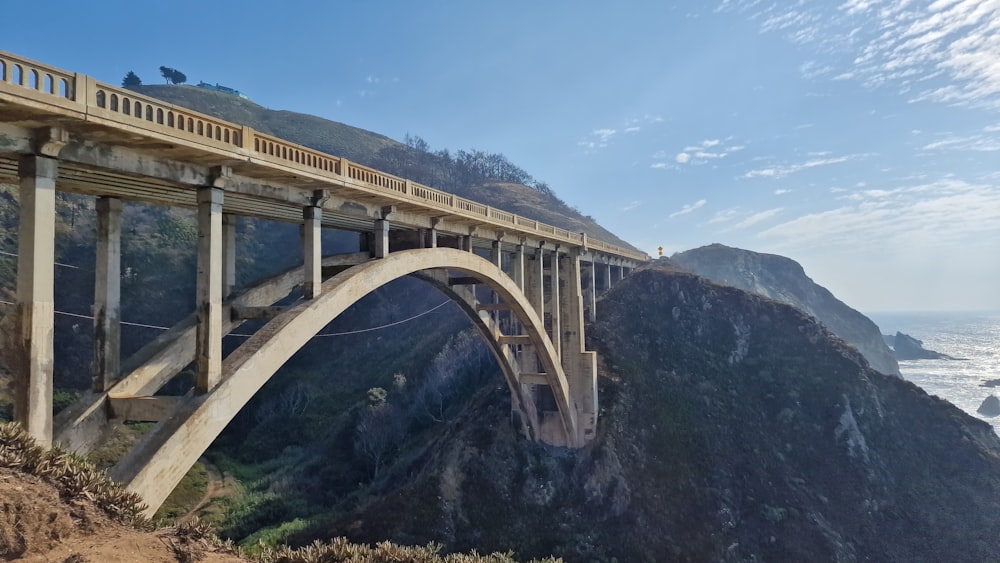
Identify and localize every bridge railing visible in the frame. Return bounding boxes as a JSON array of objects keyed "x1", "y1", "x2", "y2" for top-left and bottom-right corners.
[{"x1": 0, "y1": 50, "x2": 648, "y2": 262}]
